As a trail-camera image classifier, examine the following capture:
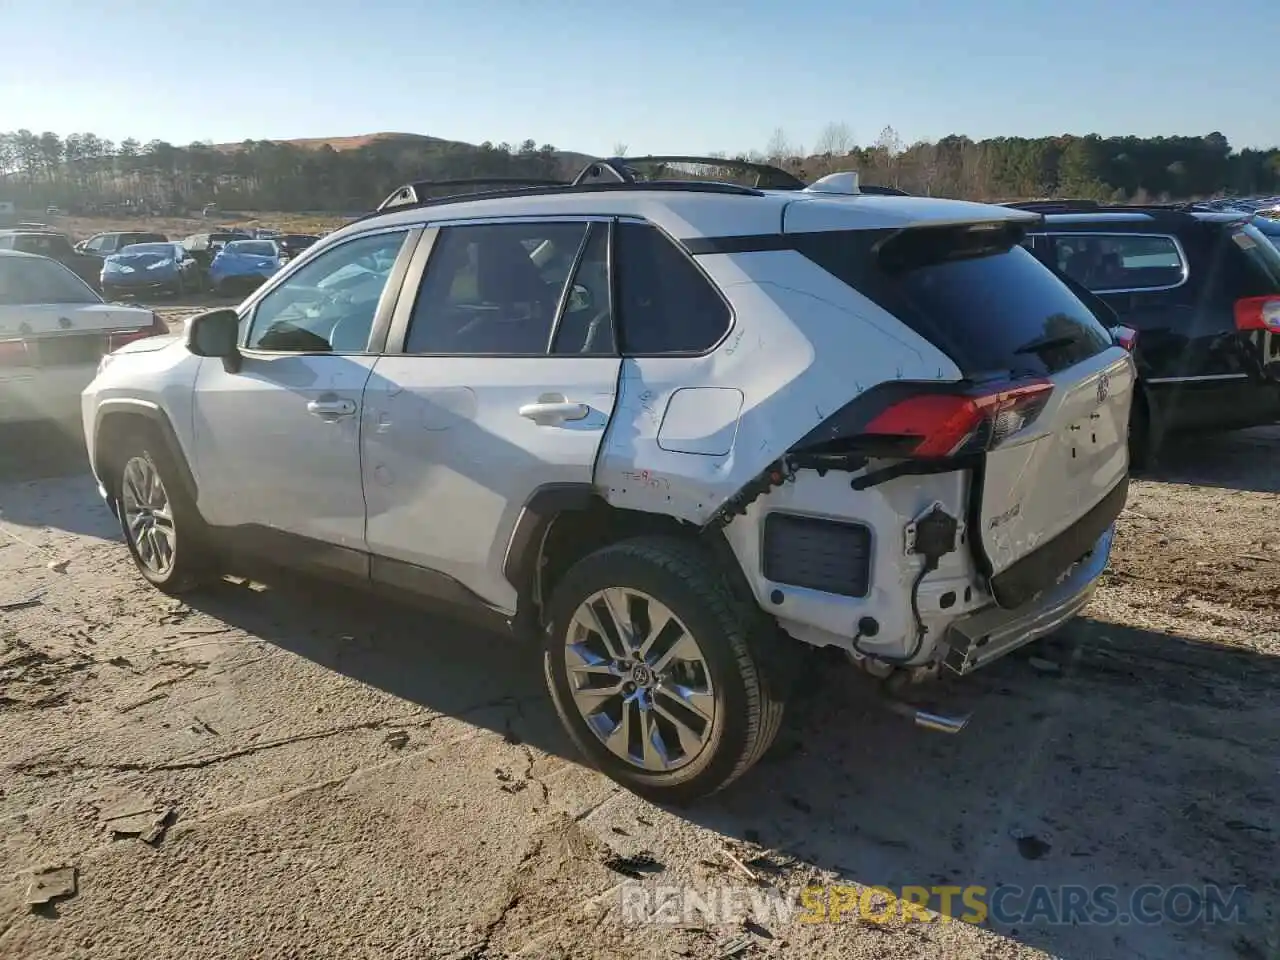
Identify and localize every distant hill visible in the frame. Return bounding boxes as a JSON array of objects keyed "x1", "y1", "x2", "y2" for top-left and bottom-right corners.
[
  {"x1": 210, "y1": 132, "x2": 455, "y2": 153},
  {"x1": 209, "y1": 131, "x2": 595, "y2": 168}
]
